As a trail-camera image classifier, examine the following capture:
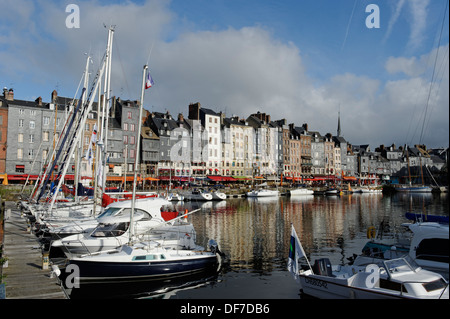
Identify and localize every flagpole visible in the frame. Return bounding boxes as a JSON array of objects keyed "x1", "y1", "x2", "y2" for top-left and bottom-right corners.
[{"x1": 289, "y1": 224, "x2": 313, "y2": 275}]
